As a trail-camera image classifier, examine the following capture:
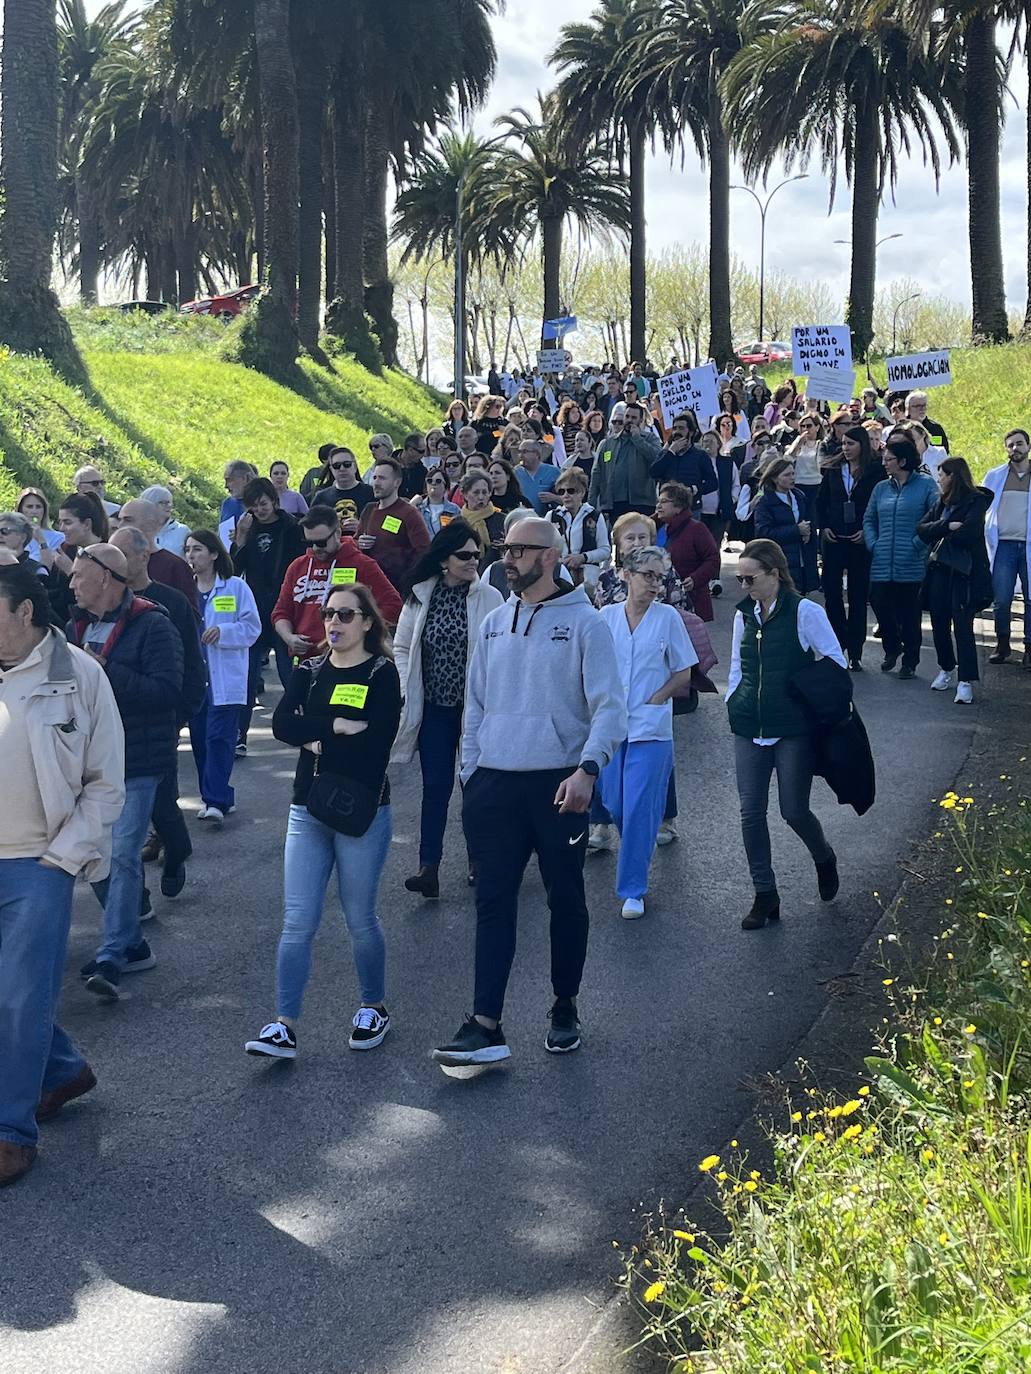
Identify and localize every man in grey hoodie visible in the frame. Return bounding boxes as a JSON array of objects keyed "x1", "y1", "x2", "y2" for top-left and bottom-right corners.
[{"x1": 433, "y1": 518, "x2": 626, "y2": 1069}]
